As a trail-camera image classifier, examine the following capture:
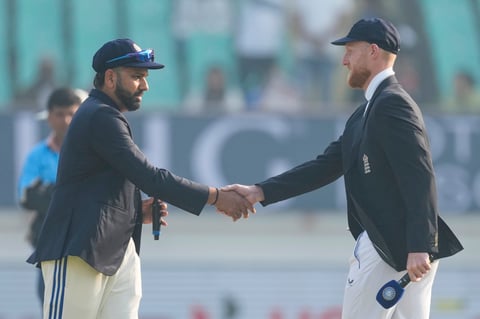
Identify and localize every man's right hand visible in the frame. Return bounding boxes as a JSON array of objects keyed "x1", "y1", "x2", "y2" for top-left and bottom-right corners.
[
  {"x1": 212, "y1": 188, "x2": 256, "y2": 222},
  {"x1": 221, "y1": 184, "x2": 265, "y2": 206}
]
